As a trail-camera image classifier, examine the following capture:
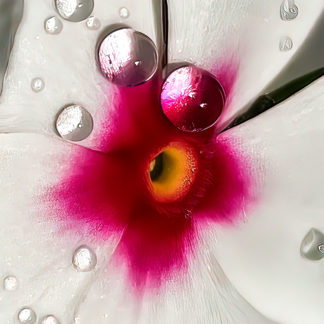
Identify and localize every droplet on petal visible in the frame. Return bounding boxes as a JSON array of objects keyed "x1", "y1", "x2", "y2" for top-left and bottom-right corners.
[
  {"x1": 56, "y1": 104, "x2": 93, "y2": 142},
  {"x1": 300, "y1": 228, "x2": 324, "y2": 260},
  {"x1": 98, "y1": 28, "x2": 158, "y2": 86},
  {"x1": 119, "y1": 7, "x2": 130, "y2": 19},
  {"x1": 86, "y1": 16, "x2": 100, "y2": 30},
  {"x1": 3, "y1": 275, "x2": 18, "y2": 291},
  {"x1": 31, "y1": 78, "x2": 45, "y2": 92},
  {"x1": 40, "y1": 315, "x2": 61, "y2": 324},
  {"x1": 18, "y1": 308, "x2": 37, "y2": 324},
  {"x1": 72, "y1": 245, "x2": 97, "y2": 272},
  {"x1": 44, "y1": 17, "x2": 63, "y2": 35},
  {"x1": 280, "y1": 0, "x2": 298, "y2": 21},
  {"x1": 160, "y1": 65, "x2": 225, "y2": 132},
  {"x1": 279, "y1": 36, "x2": 293, "y2": 51},
  {"x1": 55, "y1": 0, "x2": 94, "y2": 22}
]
